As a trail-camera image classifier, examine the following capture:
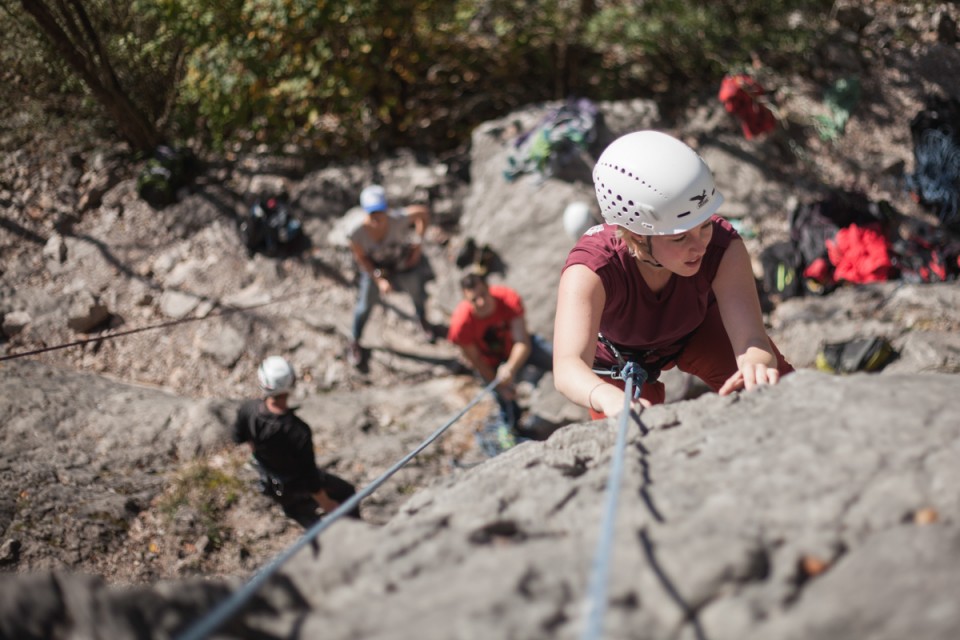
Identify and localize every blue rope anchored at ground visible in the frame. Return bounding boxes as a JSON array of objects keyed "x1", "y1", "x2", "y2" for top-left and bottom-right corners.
[{"x1": 580, "y1": 362, "x2": 647, "y2": 640}]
